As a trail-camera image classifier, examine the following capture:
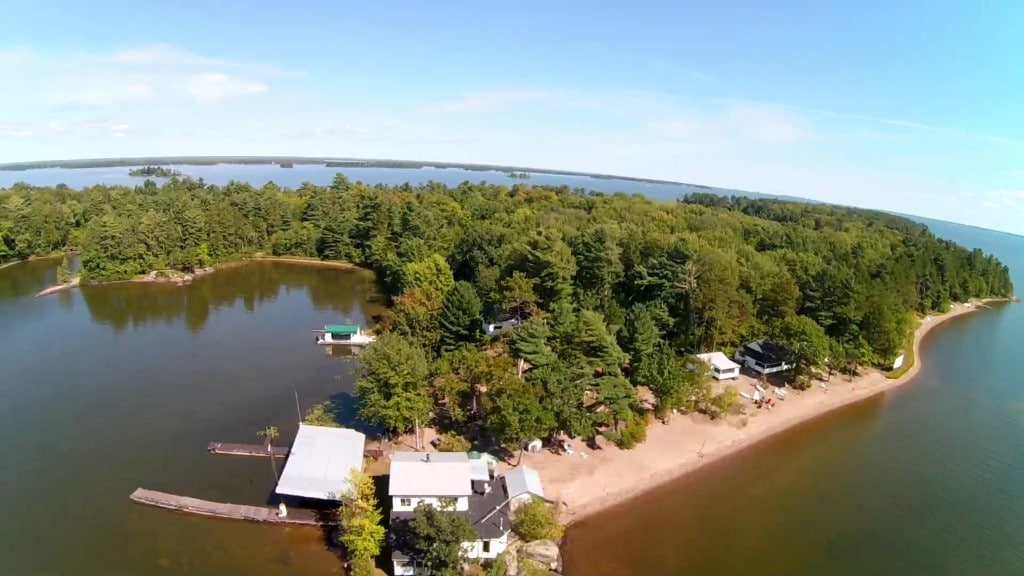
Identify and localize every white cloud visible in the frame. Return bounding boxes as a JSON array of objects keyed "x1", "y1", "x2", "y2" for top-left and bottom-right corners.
[{"x1": 184, "y1": 73, "x2": 267, "y2": 104}]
